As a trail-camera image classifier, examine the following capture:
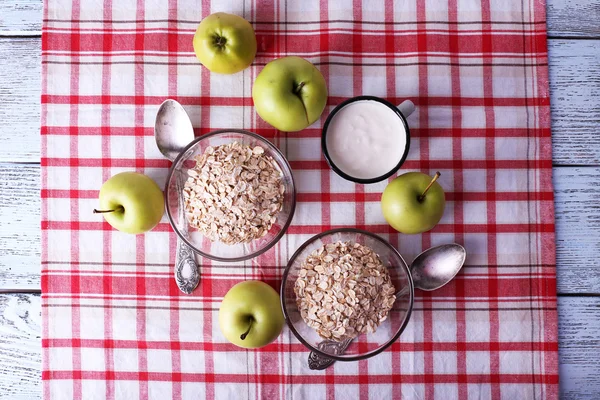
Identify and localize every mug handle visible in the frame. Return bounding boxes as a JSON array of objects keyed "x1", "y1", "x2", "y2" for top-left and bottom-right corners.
[{"x1": 397, "y1": 100, "x2": 415, "y2": 118}]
